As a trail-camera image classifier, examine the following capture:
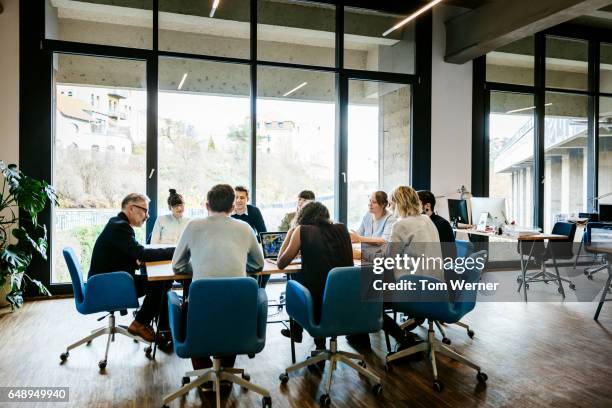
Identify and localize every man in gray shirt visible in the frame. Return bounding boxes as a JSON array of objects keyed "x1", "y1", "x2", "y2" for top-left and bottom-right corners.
[{"x1": 172, "y1": 184, "x2": 264, "y2": 280}]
